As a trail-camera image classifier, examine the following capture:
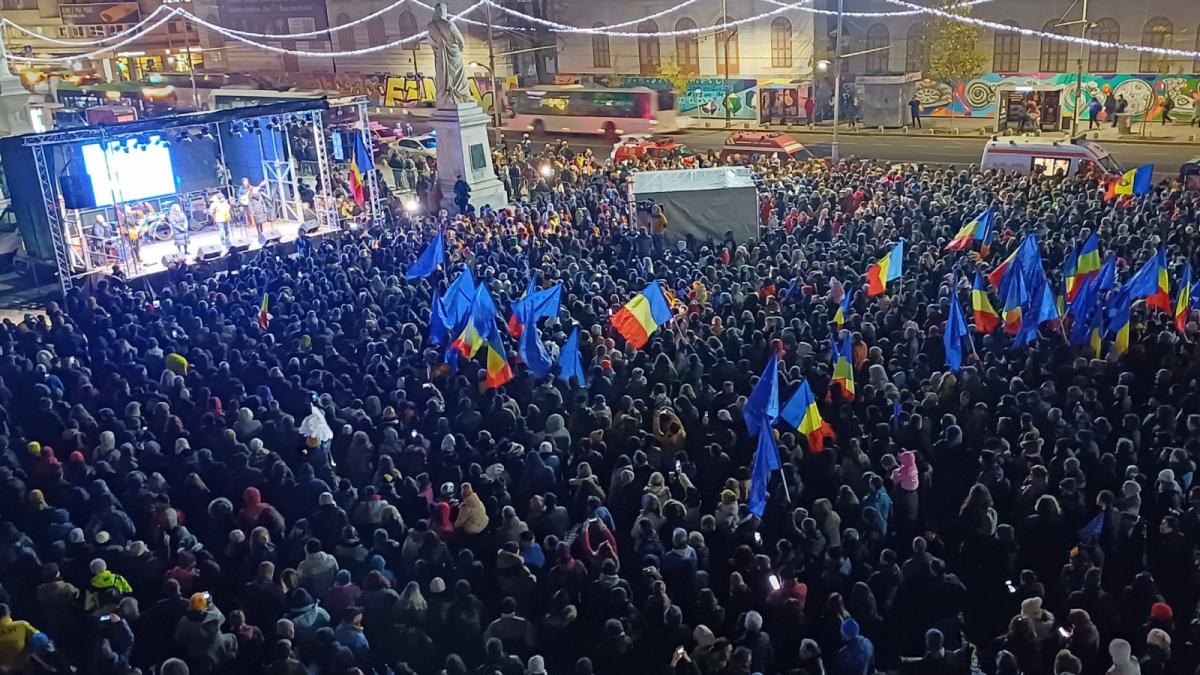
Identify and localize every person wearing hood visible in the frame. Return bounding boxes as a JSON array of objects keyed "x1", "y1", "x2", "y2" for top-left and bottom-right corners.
[
  {"x1": 237, "y1": 487, "x2": 285, "y2": 538},
  {"x1": 1106, "y1": 638, "x2": 1140, "y2": 675},
  {"x1": 86, "y1": 558, "x2": 132, "y2": 611},
  {"x1": 455, "y1": 483, "x2": 489, "y2": 536},
  {"x1": 891, "y1": 450, "x2": 920, "y2": 532},
  {"x1": 284, "y1": 586, "x2": 330, "y2": 650},
  {"x1": 173, "y1": 592, "x2": 237, "y2": 674},
  {"x1": 832, "y1": 618, "x2": 874, "y2": 675}
]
